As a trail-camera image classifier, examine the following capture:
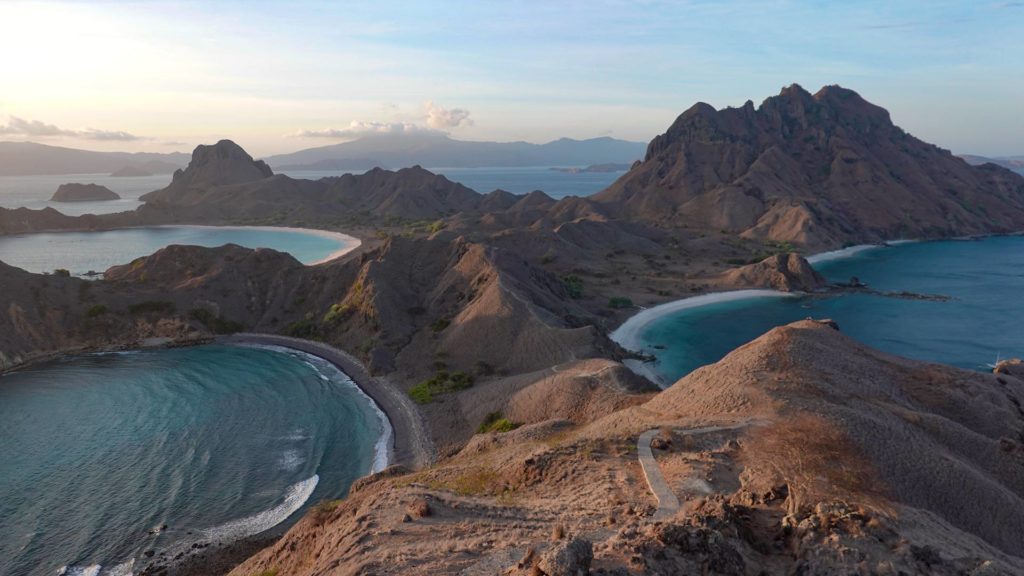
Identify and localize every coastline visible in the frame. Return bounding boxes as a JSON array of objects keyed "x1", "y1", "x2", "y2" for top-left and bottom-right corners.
[
  {"x1": 147, "y1": 224, "x2": 362, "y2": 265},
  {"x1": 221, "y1": 333, "x2": 434, "y2": 471},
  {"x1": 609, "y1": 241, "x2": 902, "y2": 384}
]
